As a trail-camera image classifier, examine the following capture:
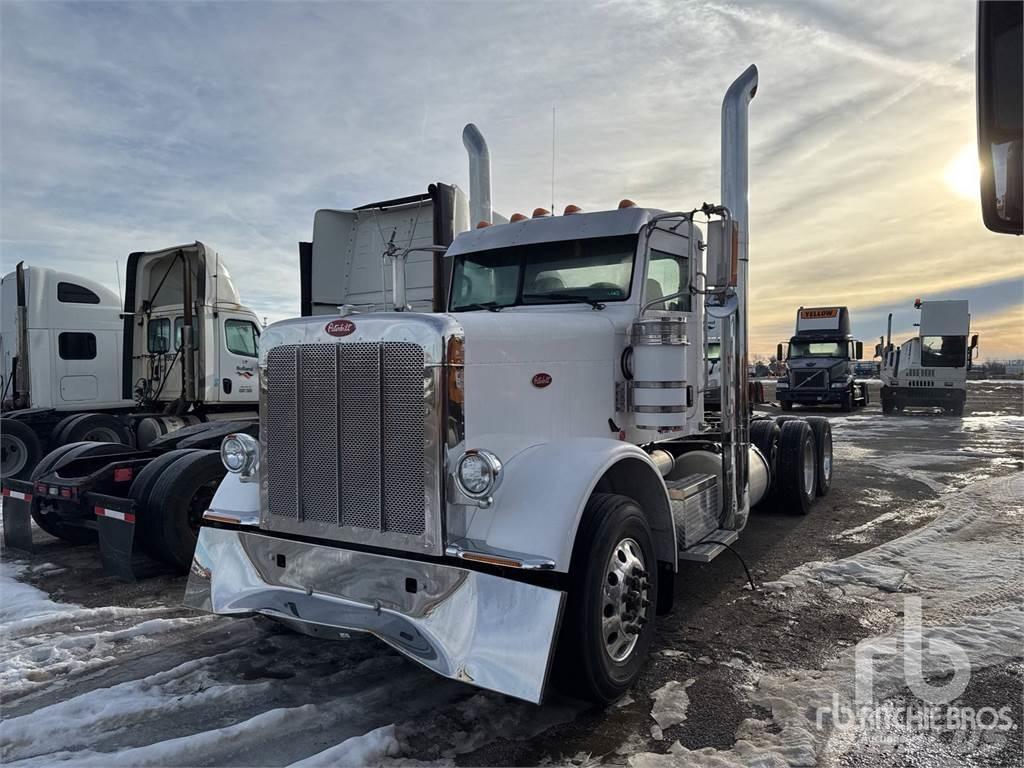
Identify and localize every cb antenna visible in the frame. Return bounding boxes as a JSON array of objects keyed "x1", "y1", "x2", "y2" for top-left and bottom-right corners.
[
  {"x1": 115, "y1": 260, "x2": 123, "y2": 309},
  {"x1": 551, "y1": 107, "x2": 556, "y2": 214}
]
